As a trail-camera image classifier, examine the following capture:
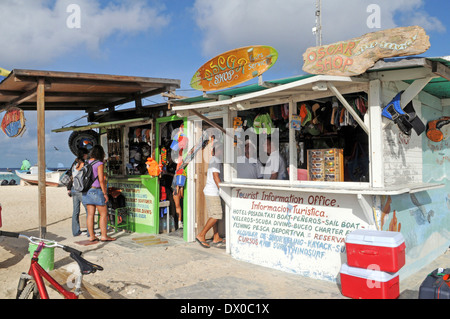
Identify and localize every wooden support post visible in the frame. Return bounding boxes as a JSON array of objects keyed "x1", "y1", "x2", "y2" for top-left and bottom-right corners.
[{"x1": 37, "y1": 78, "x2": 47, "y2": 238}]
